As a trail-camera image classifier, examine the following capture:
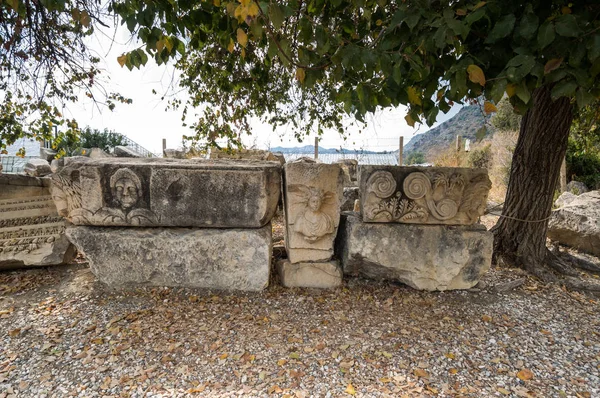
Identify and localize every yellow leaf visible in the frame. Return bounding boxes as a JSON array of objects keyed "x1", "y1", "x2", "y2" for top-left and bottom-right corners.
[
  {"x1": 296, "y1": 68, "x2": 305, "y2": 83},
  {"x1": 345, "y1": 383, "x2": 356, "y2": 395},
  {"x1": 445, "y1": 352, "x2": 456, "y2": 360},
  {"x1": 247, "y1": 1, "x2": 259, "y2": 17},
  {"x1": 517, "y1": 368, "x2": 534, "y2": 381},
  {"x1": 289, "y1": 352, "x2": 300, "y2": 359},
  {"x1": 80, "y1": 10, "x2": 91, "y2": 27},
  {"x1": 407, "y1": 86, "x2": 422, "y2": 106},
  {"x1": 164, "y1": 37, "x2": 174, "y2": 53},
  {"x1": 448, "y1": 368, "x2": 458, "y2": 374},
  {"x1": 544, "y1": 58, "x2": 563, "y2": 75},
  {"x1": 7, "y1": 0, "x2": 18, "y2": 12},
  {"x1": 497, "y1": 387, "x2": 511, "y2": 395},
  {"x1": 219, "y1": 353, "x2": 228, "y2": 360},
  {"x1": 405, "y1": 114, "x2": 416, "y2": 127},
  {"x1": 241, "y1": 48, "x2": 246, "y2": 59},
  {"x1": 481, "y1": 314, "x2": 493, "y2": 322},
  {"x1": 117, "y1": 54, "x2": 127, "y2": 67},
  {"x1": 237, "y1": 28, "x2": 248, "y2": 48},
  {"x1": 473, "y1": 1, "x2": 486, "y2": 10},
  {"x1": 561, "y1": 6, "x2": 571, "y2": 14},
  {"x1": 467, "y1": 64, "x2": 486, "y2": 86},
  {"x1": 8, "y1": 328, "x2": 20, "y2": 337},
  {"x1": 506, "y1": 83, "x2": 517, "y2": 98},
  {"x1": 227, "y1": 38, "x2": 235, "y2": 53},
  {"x1": 413, "y1": 368, "x2": 429, "y2": 378},
  {"x1": 277, "y1": 359, "x2": 287, "y2": 366},
  {"x1": 376, "y1": 19, "x2": 383, "y2": 26},
  {"x1": 213, "y1": 0, "x2": 220, "y2": 6},
  {"x1": 267, "y1": 385, "x2": 282, "y2": 394},
  {"x1": 156, "y1": 39, "x2": 165, "y2": 53},
  {"x1": 188, "y1": 385, "x2": 206, "y2": 393},
  {"x1": 379, "y1": 377, "x2": 391, "y2": 383},
  {"x1": 484, "y1": 101, "x2": 497, "y2": 114}
]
